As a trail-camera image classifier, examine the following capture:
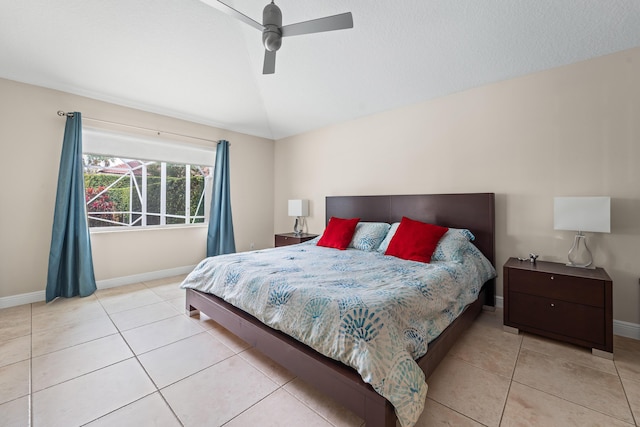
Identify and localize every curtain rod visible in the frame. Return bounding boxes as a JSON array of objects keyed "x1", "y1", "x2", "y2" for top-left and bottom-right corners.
[{"x1": 56, "y1": 110, "x2": 222, "y2": 145}]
